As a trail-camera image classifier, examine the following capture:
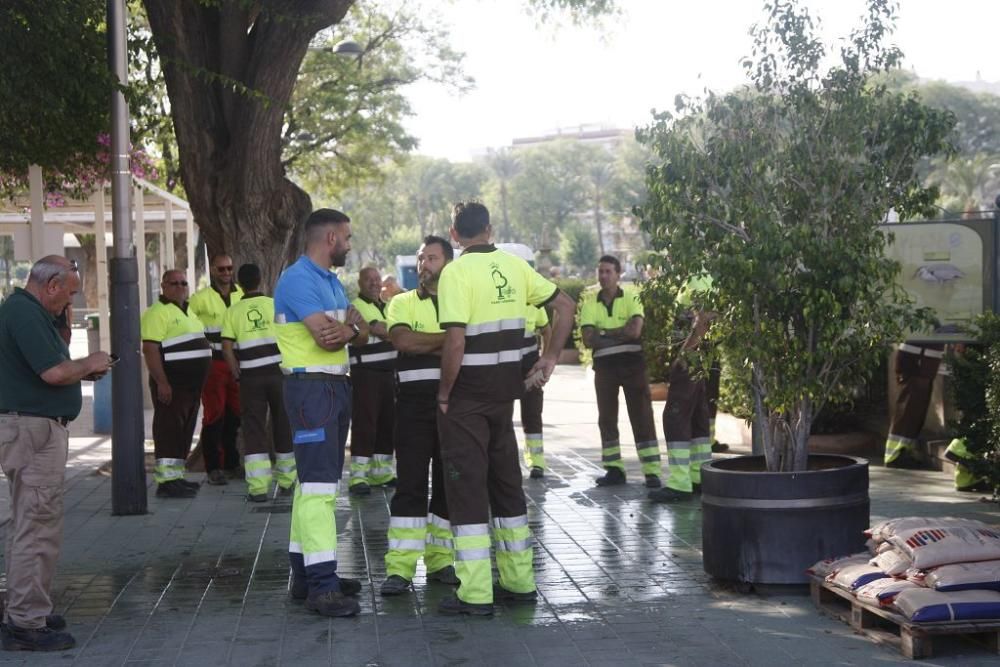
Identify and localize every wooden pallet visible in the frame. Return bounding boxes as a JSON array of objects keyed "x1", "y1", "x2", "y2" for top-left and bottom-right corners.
[{"x1": 810, "y1": 576, "x2": 1000, "y2": 659}]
